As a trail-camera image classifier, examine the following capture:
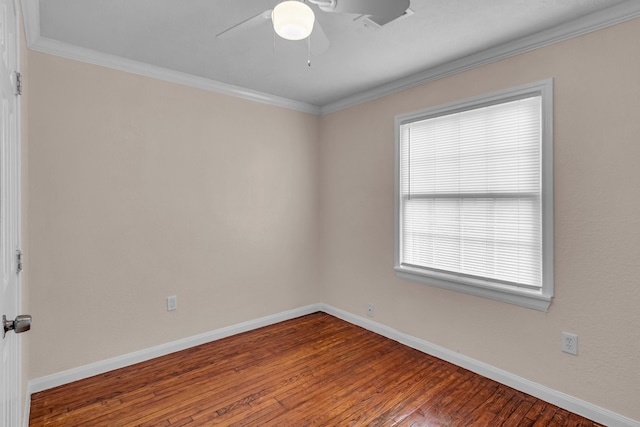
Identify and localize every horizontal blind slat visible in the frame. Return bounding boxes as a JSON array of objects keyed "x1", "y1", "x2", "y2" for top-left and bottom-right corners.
[{"x1": 400, "y1": 96, "x2": 543, "y2": 288}]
